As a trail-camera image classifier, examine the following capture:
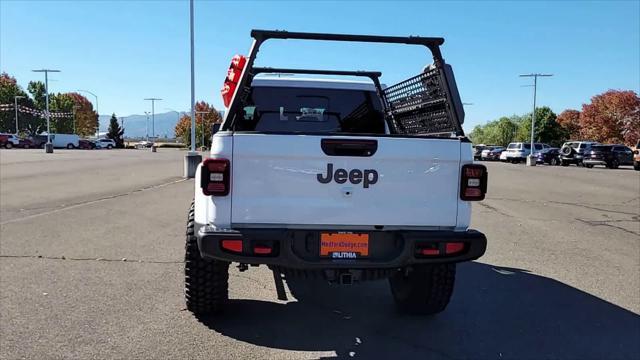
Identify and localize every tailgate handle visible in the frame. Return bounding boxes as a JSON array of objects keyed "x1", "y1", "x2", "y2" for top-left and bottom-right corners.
[{"x1": 321, "y1": 139, "x2": 378, "y2": 157}]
